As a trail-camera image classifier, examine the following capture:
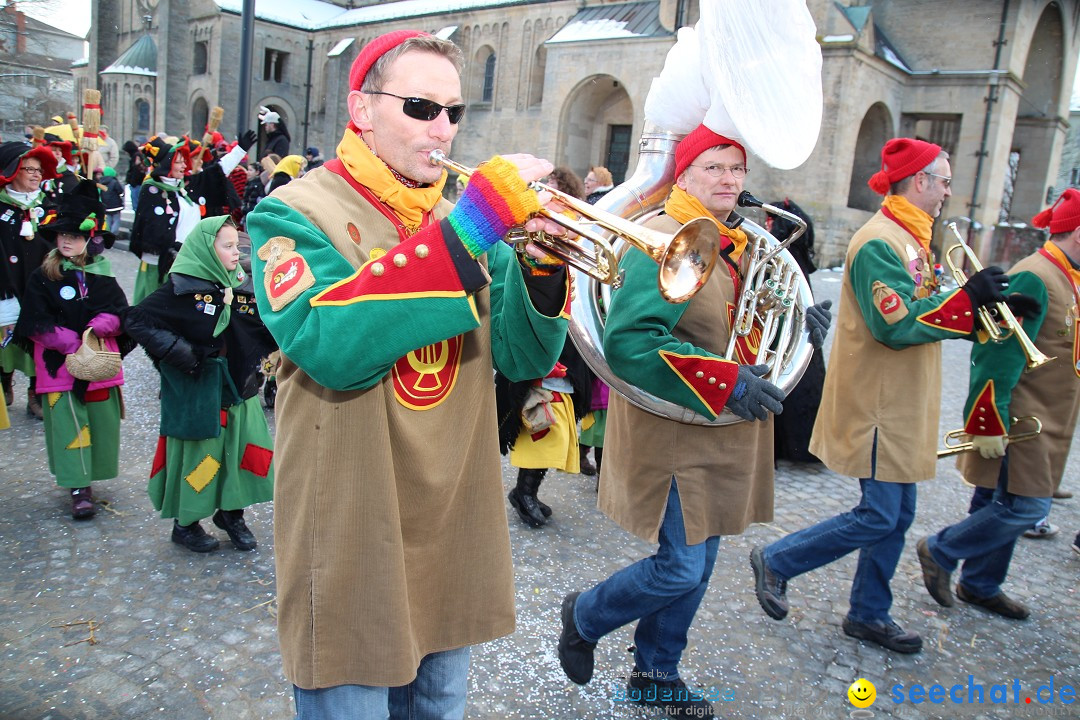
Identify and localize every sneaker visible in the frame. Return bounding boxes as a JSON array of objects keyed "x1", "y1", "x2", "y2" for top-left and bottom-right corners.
[
  {"x1": 955, "y1": 583, "x2": 1030, "y2": 620},
  {"x1": 750, "y1": 546, "x2": 788, "y2": 620},
  {"x1": 842, "y1": 617, "x2": 923, "y2": 654},
  {"x1": 212, "y1": 509, "x2": 257, "y2": 551},
  {"x1": 1053, "y1": 488, "x2": 1073, "y2": 499},
  {"x1": 557, "y1": 592, "x2": 596, "y2": 685},
  {"x1": 1022, "y1": 519, "x2": 1059, "y2": 539},
  {"x1": 916, "y1": 537, "x2": 954, "y2": 607},
  {"x1": 70, "y1": 487, "x2": 96, "y2": 520},
  {"x1": 171, "y1": 520, "x2": 220, "y2": 553},
  {"x1": 626, "y1": 667, "x2": 716, "y2": 718}
]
